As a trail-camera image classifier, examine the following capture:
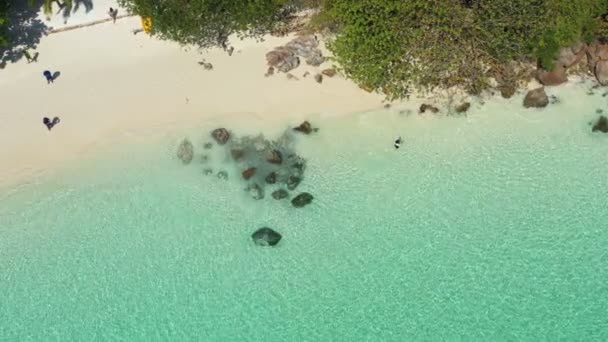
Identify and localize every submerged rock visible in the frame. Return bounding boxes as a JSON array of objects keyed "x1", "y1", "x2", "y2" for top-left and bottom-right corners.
[
  {"x1": 286, "y1": 176, "x2": 301, "y2": 190},
  {"x1": 272, "y1": 189, "x2": 289, "y2": 200},
  {"x1": 247, "y1": 183, "x2": 264, "y2": 200},
  {"x1": 265, "y1": 172, "x2": 277, "y2": 184},
  {"x1": 217, "y1": 171, "x2": 228, "y2": 180},
  {"x1": 211, "y1": 128, "x2": 231, "y2": 145},
  {"x1": 242, "y1": 167, "x2": 257, "y2": 180},
  {"x1": 231, "y1": 148, "x2": 245, "y2": 161},
  {"x1": 592, "y1": 116, "x2": 608, "y2": 133},
  {"x1": 203, "y1": 142, "x2": 213, "y2": 149},
  {"x1": 523, "y1": 87, "x2": 549, "y2": 108},
  {"x1": 203, "y1": 168, "x2": 213, "y2": 175},
  {"x1": 177, "y1": 138, "x2": 194, "y2": 164},
  {"x1": 291, "y1": 192, "x2": 313, "y2": 208},
  {"x1": 293, "y1": 121, "x2": 313, "y2": 134},
  {"x1": 251, "y1": 227, "x2": 282, "y2": 246},
  {"x1": 266, "y1": 149, "x2": 283, "y2": 164}
]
